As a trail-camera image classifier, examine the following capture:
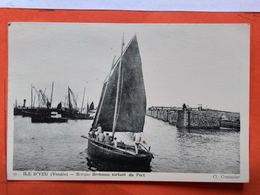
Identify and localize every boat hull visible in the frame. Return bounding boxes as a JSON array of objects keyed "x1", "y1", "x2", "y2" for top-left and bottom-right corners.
[
  {"x1": 20, "y1": 108, "x2": 55, "y2": 117},
  {"x1": 59, "y1": 110, "x2": 93, "y2": 120},
  {"x1": 31, "y1": 116, "x2": 68, "y2": 123},
  {"x1": 87, "y1": 138, "x2": 153, "y2": 167},
  {"x1": 14, "y1": 107, "x2": 25, "y2": 116}
]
